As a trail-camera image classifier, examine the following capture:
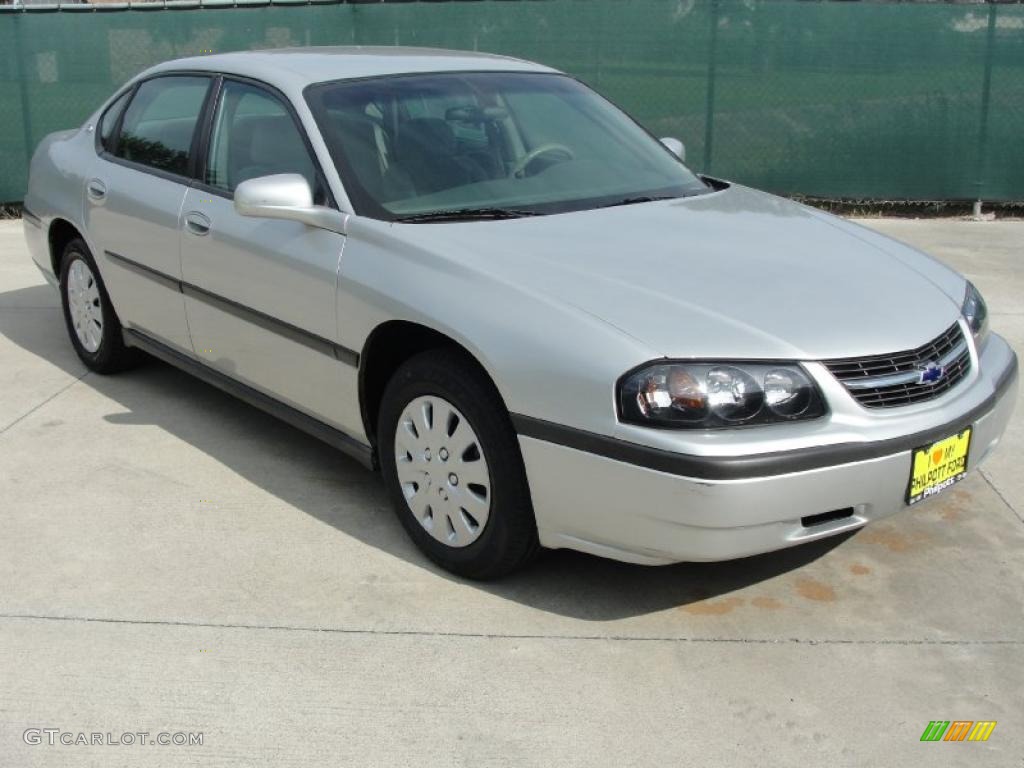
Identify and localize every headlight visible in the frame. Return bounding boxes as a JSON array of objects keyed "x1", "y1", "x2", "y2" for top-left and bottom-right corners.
[
  {"x1": 619, "y1": 362, "x2": 826, "y2": 428},
  {"x1": 962, "y1": 281, "x2": 989, "y2": 343}
]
